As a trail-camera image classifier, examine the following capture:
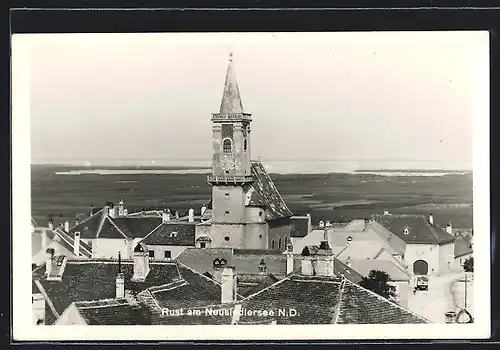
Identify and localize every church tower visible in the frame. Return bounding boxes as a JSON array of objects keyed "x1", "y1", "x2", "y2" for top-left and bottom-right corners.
[{"x1": 207, "y1": 53, "x2": 254, "y2": 248}]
